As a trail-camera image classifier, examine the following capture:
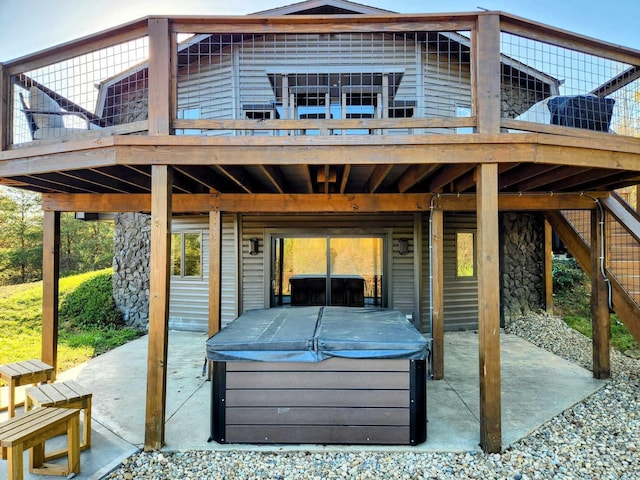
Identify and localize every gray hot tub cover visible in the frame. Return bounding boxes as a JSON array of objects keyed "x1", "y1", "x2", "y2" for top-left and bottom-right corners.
[{"x1": 206, "y1": 306, "x2": 427, "y2": 362}]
